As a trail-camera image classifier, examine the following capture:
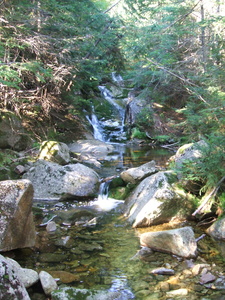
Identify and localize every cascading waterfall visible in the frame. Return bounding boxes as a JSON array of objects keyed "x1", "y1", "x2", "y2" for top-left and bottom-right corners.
[{"x1": 86, "y1": 112, "x2": 105, "y2": 142}]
